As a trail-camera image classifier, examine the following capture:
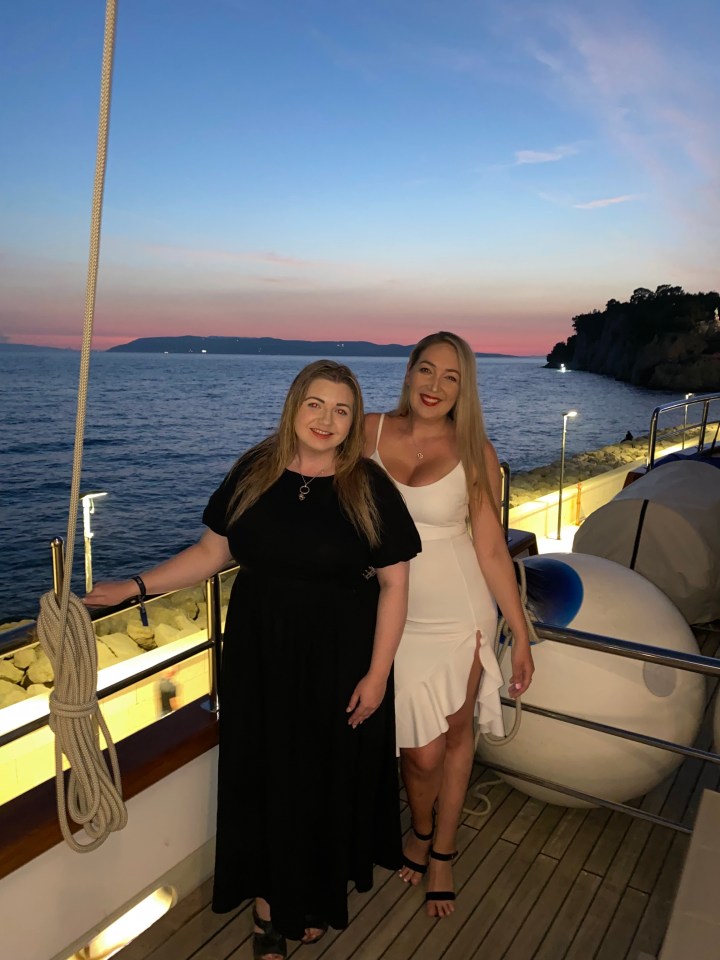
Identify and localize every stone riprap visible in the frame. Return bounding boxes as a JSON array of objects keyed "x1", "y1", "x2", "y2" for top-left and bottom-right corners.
[
  {"x1": 0, "y1": 578, "x2": 235, "y2": 710},
  {"x1": 508, "y1": 426, "x2": 706, "y2": 508}
]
